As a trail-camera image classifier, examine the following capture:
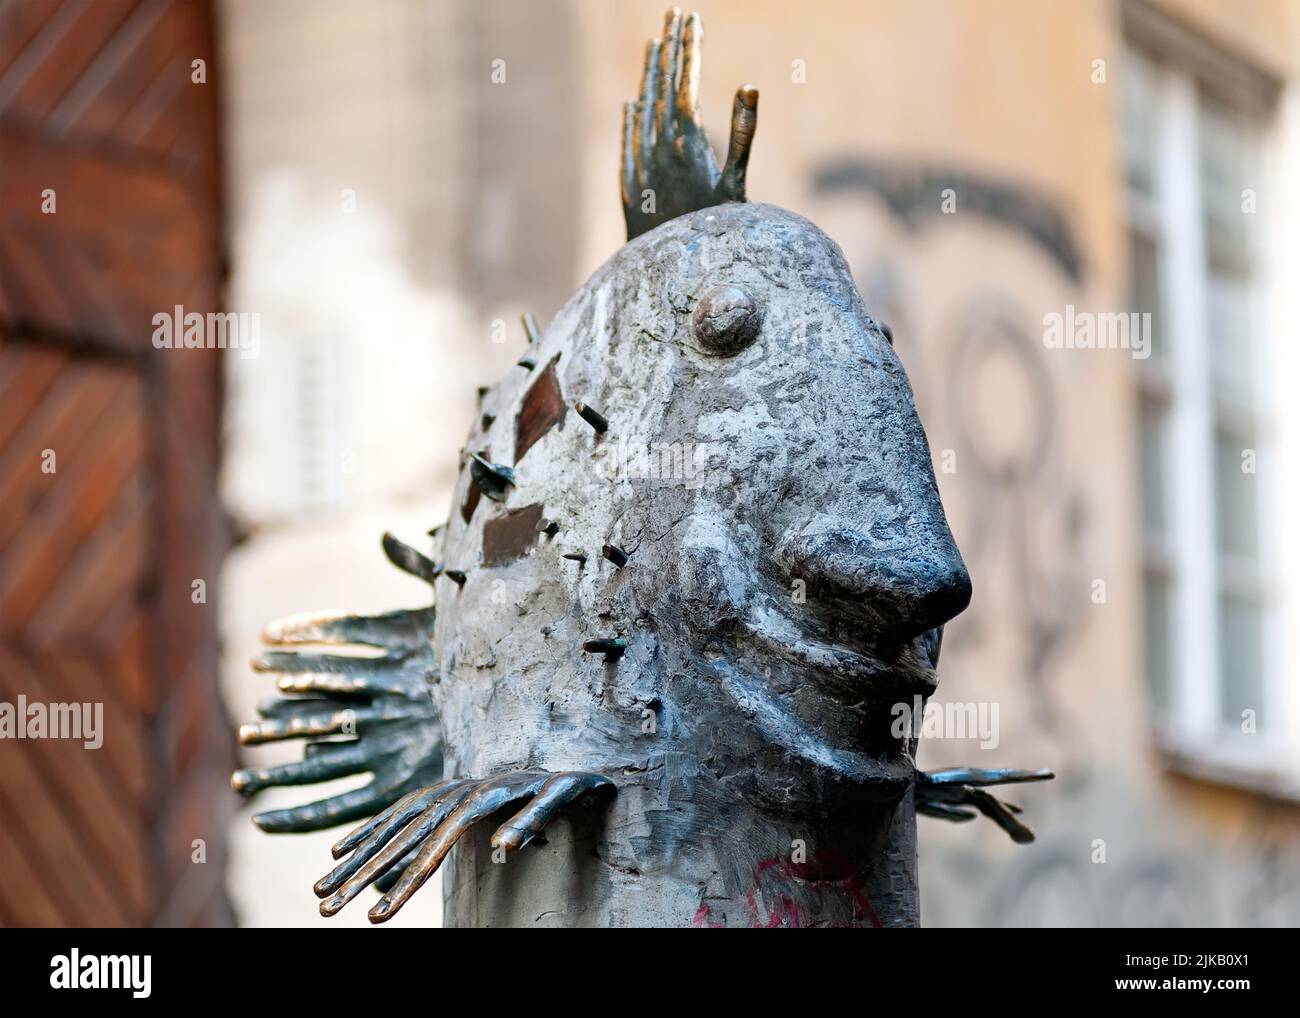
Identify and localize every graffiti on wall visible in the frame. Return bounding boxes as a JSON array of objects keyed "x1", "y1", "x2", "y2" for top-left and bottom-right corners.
[{"x1": 812, "y1": 157, "x2": 1300, "y2": 926}]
